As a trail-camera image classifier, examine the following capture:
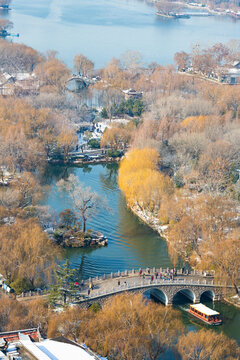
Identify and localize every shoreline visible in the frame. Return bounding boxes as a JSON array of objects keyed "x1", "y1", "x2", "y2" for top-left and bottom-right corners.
[
  {"x1": 130, "y1": 205, "x2": 168, "y2": 239},
  {"x1": 48, "y1": 157, "x2": 122, "y2": 166},
  {"x1": 155, "y1": 0, "x2": 240, "y2": 19},
  {"x1": 224, "y1": 297, "x2": 240, "y2": 308},
  {"x1": 130, "y1": 206, "x2": 240, "y2": 309}
]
